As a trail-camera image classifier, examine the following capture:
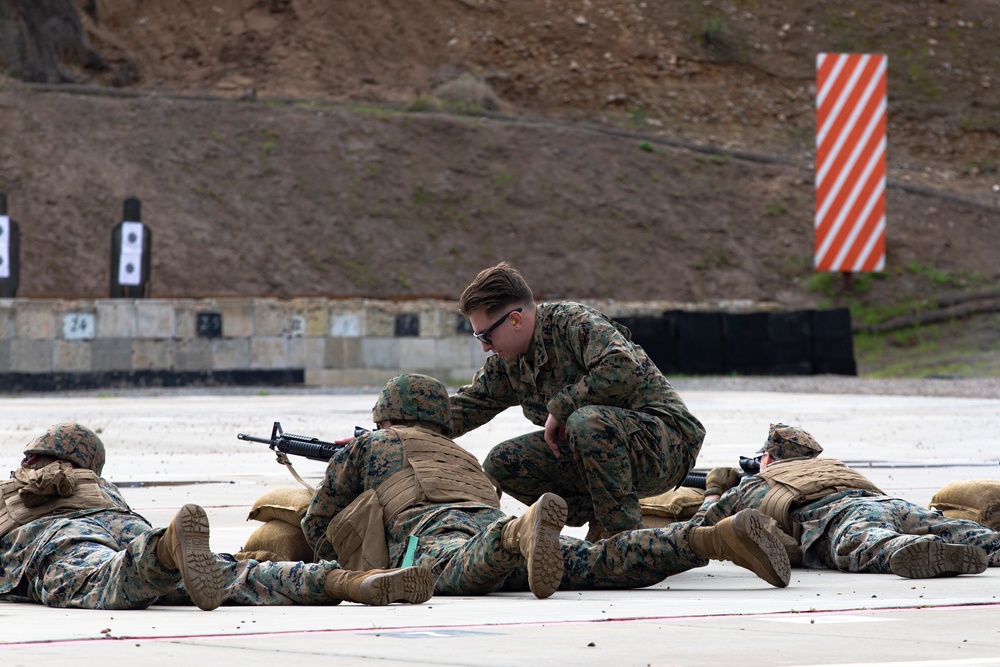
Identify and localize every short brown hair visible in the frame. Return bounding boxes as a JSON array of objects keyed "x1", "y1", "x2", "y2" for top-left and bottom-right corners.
[{"x1": 459, "y1": 261, "x2": 534, "y2": 316}]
